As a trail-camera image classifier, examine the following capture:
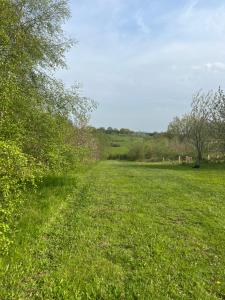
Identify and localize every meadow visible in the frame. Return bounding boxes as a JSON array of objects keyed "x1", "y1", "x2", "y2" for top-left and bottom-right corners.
[
  {"x1": 106, "y1": 132, "x2": 193, "y2": 162},
  {"x1": 1, "y1": 161, "x2": 225, "y2": 299},
  {"x1": 107, "y1": 133, "x2": 146, "y2": 158}
]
